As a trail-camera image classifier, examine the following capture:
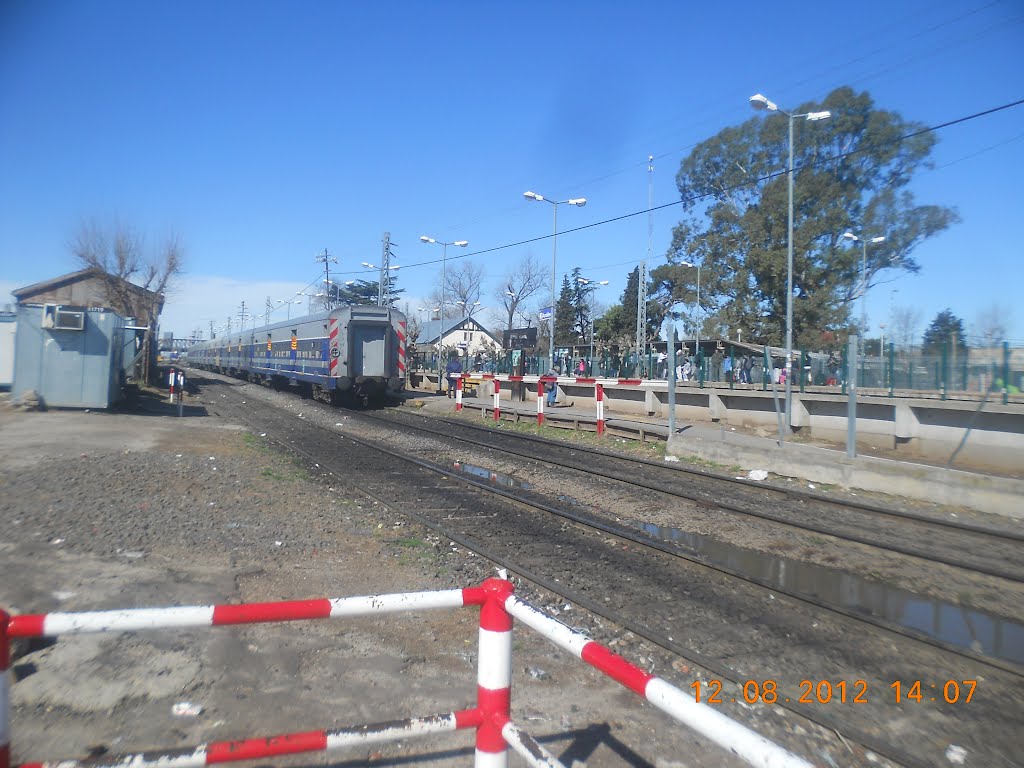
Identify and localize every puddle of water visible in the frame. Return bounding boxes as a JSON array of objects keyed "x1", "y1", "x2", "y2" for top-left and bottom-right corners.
[
  {"x1": 452, "y1": 461, "x2": 532, "y2": 490},
  {"x1": 637, "y1": 521, "x2": 1024, "y2": 666}
]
